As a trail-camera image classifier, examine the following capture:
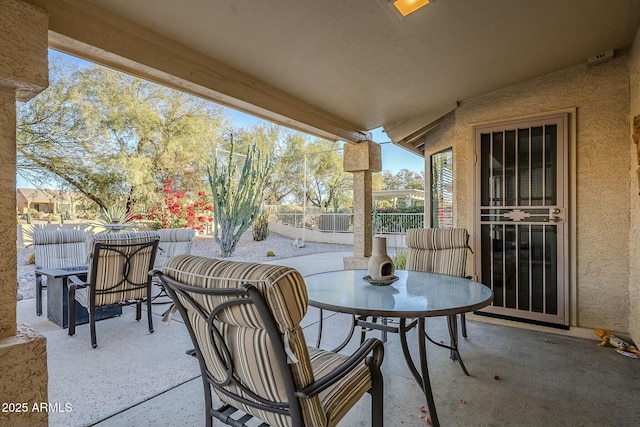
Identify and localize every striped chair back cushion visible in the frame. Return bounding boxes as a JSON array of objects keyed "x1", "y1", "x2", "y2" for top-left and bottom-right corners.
[
  {"x1": 406, "y1": 228, "x2": 469, "y2": 277},
  {"x1": 33, "y1": 229, "x2": 88, "y2": 269},
  {"x1": 163, "y1": 255, "x2": 325, "y2": 427},
  {"x1": 153, "y1": 228, "x2": 196, "y2": 269},
  {"x1": 86, "y1": 231, "x2": 160, "y2": 306}
]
